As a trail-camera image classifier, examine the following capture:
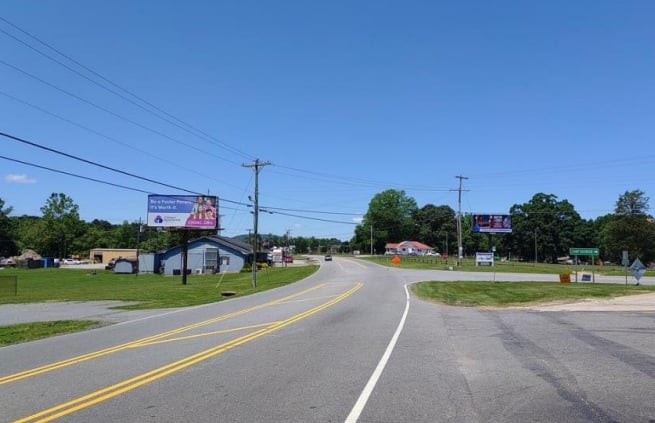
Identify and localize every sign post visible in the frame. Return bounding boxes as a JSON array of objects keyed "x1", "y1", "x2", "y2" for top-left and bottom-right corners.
[
  {"x1": 622, "y1": 250, "x2": 629, "y2": 285},
  {"x1": 569, "y1": 248, "x2": 600, "y2": 283}
]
